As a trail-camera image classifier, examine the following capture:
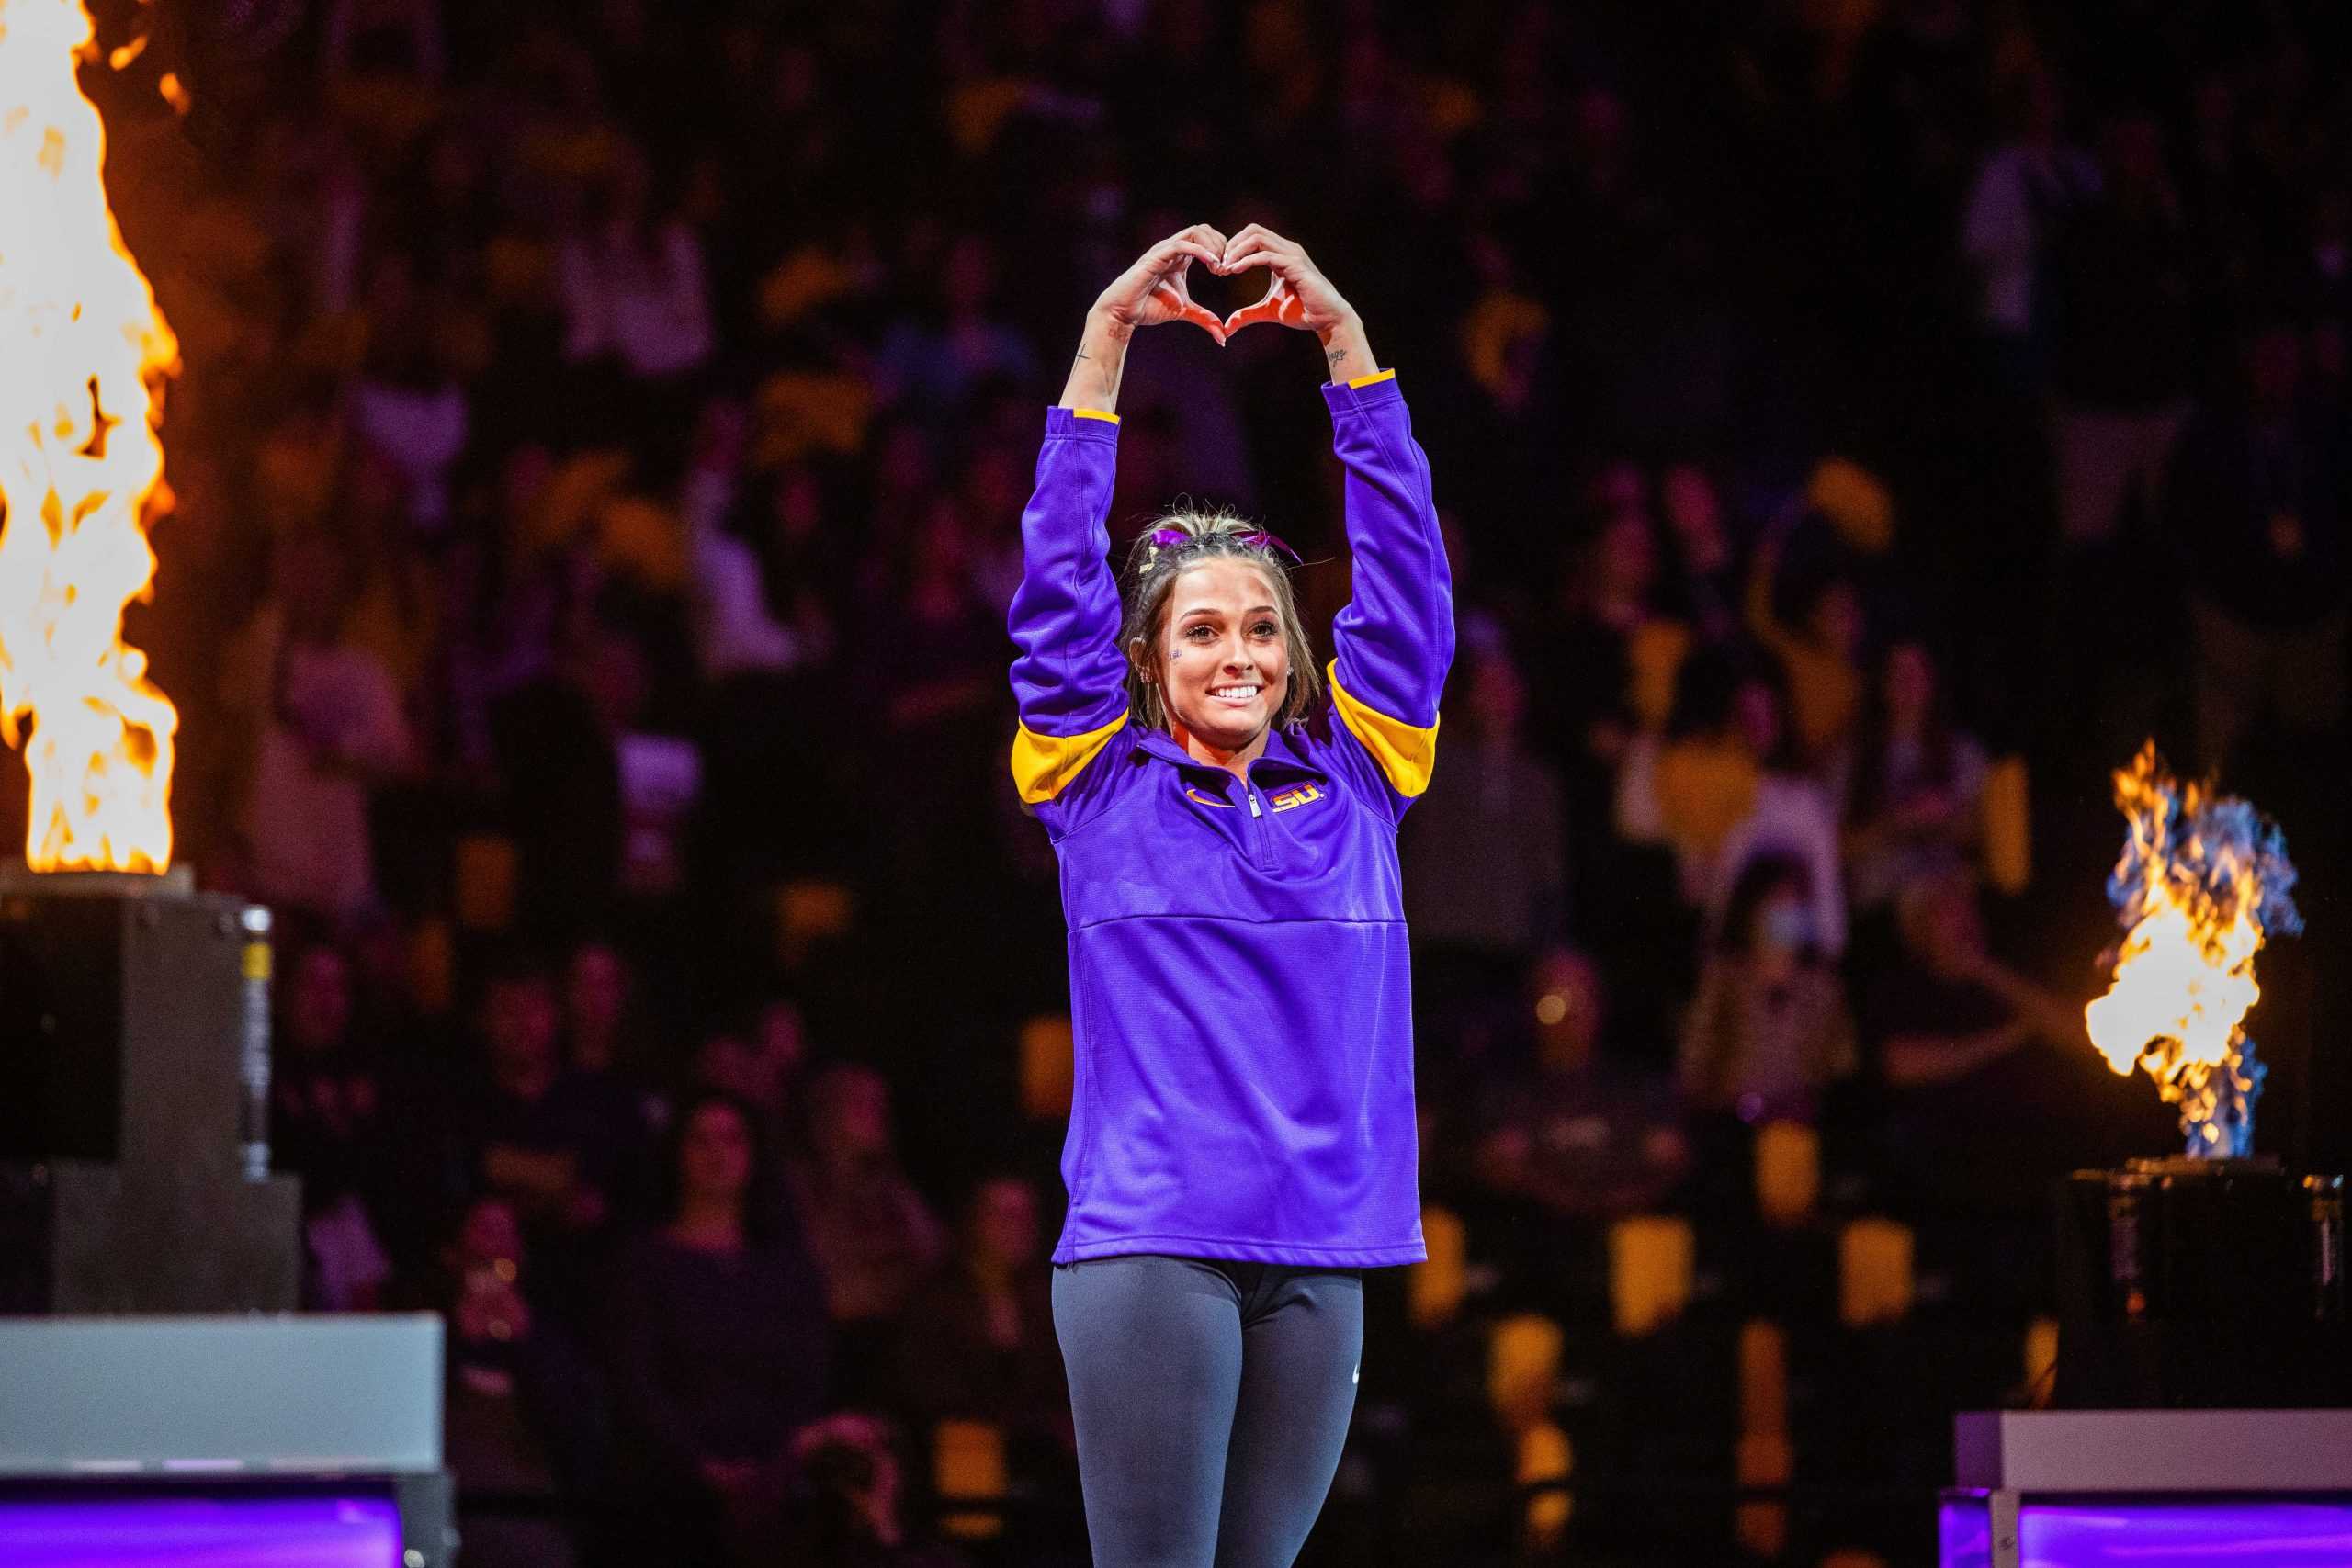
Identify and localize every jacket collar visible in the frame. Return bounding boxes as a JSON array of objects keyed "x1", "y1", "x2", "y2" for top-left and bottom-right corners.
[{"x1": 1129, "y1": 721, "x2": 1329, "y2": 784}]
